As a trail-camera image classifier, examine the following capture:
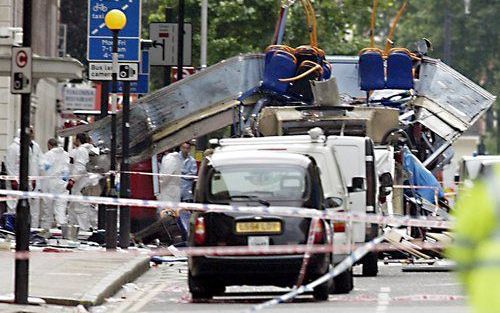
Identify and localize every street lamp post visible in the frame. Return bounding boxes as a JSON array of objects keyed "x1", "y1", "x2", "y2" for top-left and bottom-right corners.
[
  {"x1": 119, "y1": 79, "x2": 131, "y2": 249},
  {"x1": 104, "y1": 9, "x2": 127, "y2": 251}
]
